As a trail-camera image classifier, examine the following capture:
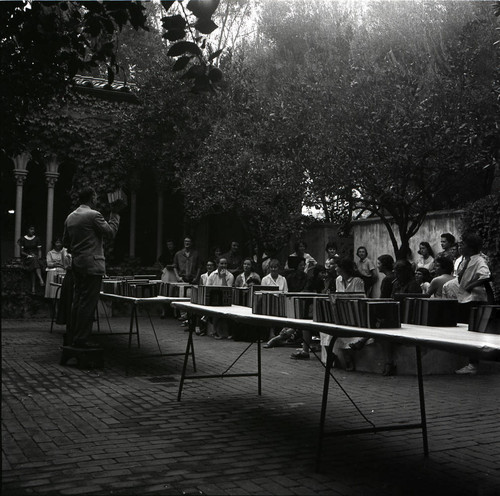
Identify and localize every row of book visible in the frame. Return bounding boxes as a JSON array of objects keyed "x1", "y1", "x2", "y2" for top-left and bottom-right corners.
[
  {"x1": 191, "y1": 285, "x2": 234, "y2": 306},
  {"x1": 252, "y1": 292, "x2": 329, "y2": 319},
  {"x1": 469, "y1": 305, "x2": 500, "y2": 334},
  {"x1": 159, "y1": 282, "x2": 192, "y2": 298},
  {"x1": 312, "y1": 293, "x2": 401, "y2": 329},
  {"x1": 402, "y1": 298, "x2": 458, "y2": 326},
  {"x1": 102, "y1": 279, "x2": 161, "y2": 298}
]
